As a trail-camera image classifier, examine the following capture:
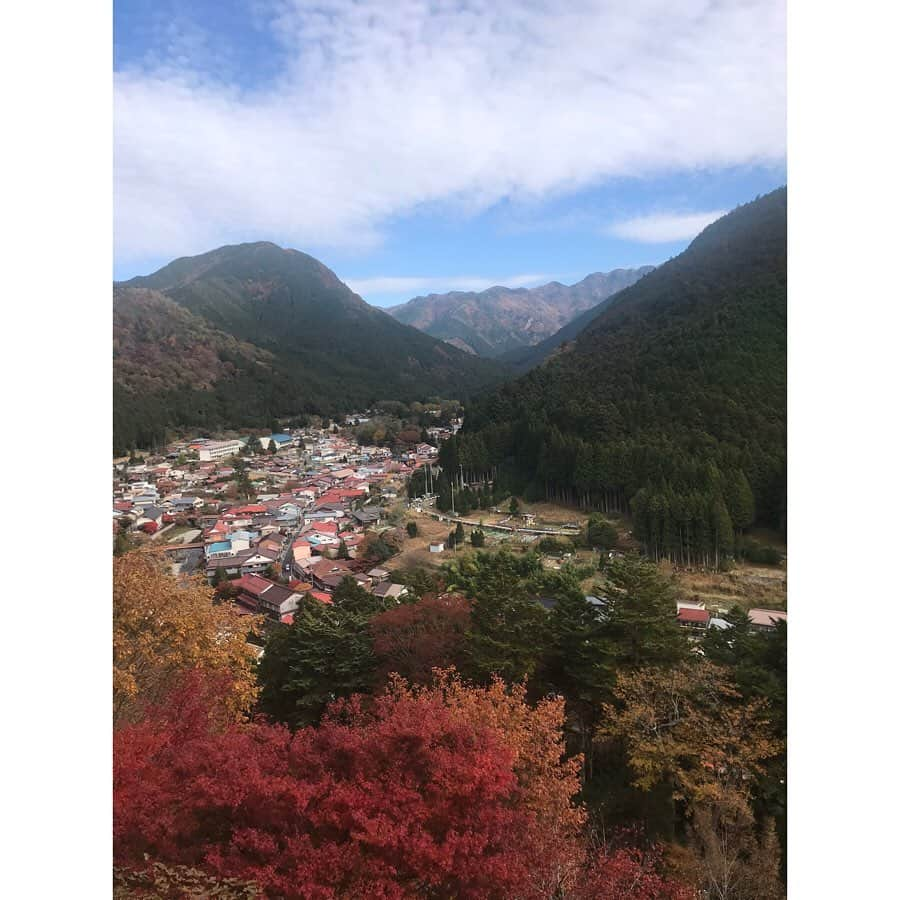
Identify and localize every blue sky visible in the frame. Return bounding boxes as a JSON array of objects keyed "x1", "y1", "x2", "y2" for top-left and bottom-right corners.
[{"x1": 114, "y1": 0, "x2": 786, "y2": 307}]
